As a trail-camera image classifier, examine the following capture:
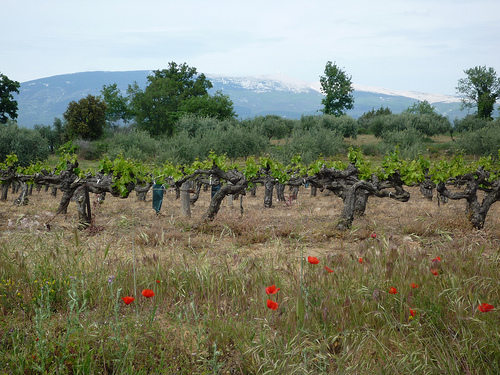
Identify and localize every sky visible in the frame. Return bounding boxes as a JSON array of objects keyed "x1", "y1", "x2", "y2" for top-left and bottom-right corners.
[{"x1": 1, "y1": 0, "x2": 499, "y2": 95}]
